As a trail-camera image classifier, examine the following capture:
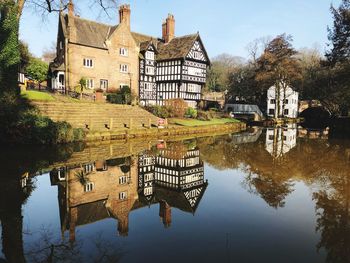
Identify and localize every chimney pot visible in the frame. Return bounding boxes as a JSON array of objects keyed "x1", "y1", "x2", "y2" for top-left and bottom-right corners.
[
  {"x1": 162, "y1": 13, "x2": 175, "y2": 43},
  {"x1": 68, "y1": 0, "x2": 74, "y2": 16},
  {"x1": 119, "y1": 4, "x2": 131, "y2": 30}
]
